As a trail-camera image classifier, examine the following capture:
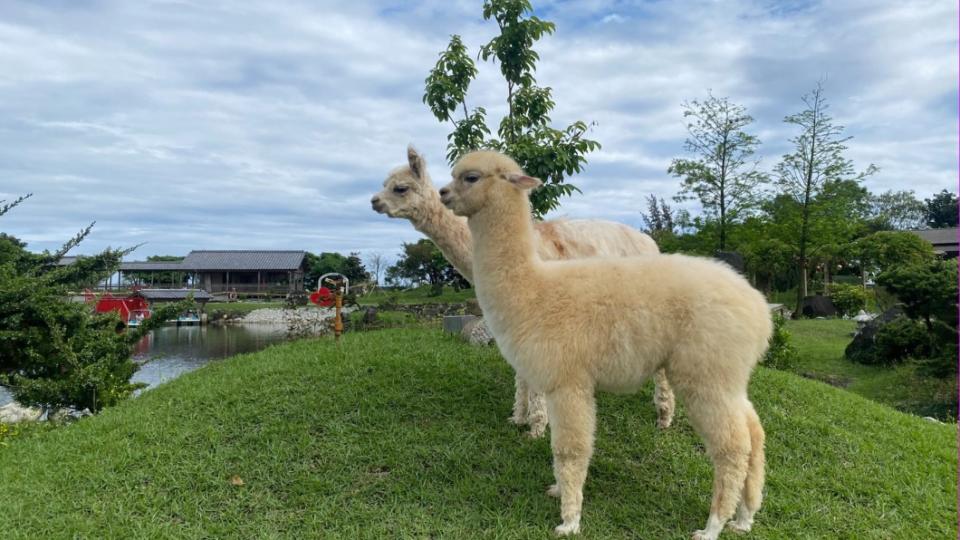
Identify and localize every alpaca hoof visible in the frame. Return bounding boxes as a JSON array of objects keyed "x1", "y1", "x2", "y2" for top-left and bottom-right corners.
[
  {"x1": 656, "y1": 417, "x2": 673, "y2": 429},
  {"x1": 691, "y1": 530, "x2": 710, "y2": 540},
  {"x1": 527, "y1": 424, "x2": 546, "y2": 439},
  {"x1": 509, "y1": 414, "x2": 526, "y2": 426},
  {"x1": 726, "y1": 519, "x2": 752, "y2": 533},
  {"x1": 554, "y1": 519, "x2": 580, "y2": 536},
  {"x1": 546, "y1": 483, "x2": 560, "y2": 497}
]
